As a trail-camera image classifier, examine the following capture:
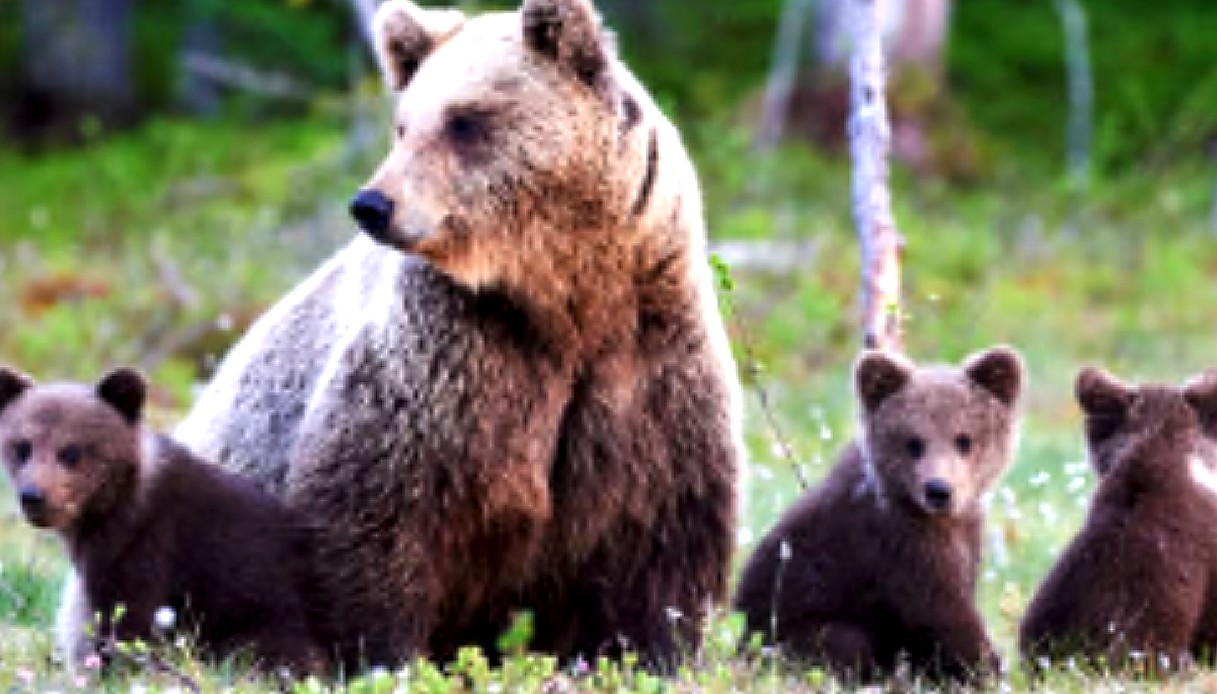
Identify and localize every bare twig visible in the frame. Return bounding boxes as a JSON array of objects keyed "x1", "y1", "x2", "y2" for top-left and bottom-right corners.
[
  {"x1": 849, "y1": 0, "x2": 904, "y2": 353},
  {"x1": 711, "y1": 258, "x2": 810, "y2": 490}
]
